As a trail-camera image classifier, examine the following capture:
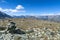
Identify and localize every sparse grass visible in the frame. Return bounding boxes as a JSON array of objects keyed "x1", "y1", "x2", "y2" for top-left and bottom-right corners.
[{"x1": 0, "y1": 18, "x2": 60, "y2": 30}]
